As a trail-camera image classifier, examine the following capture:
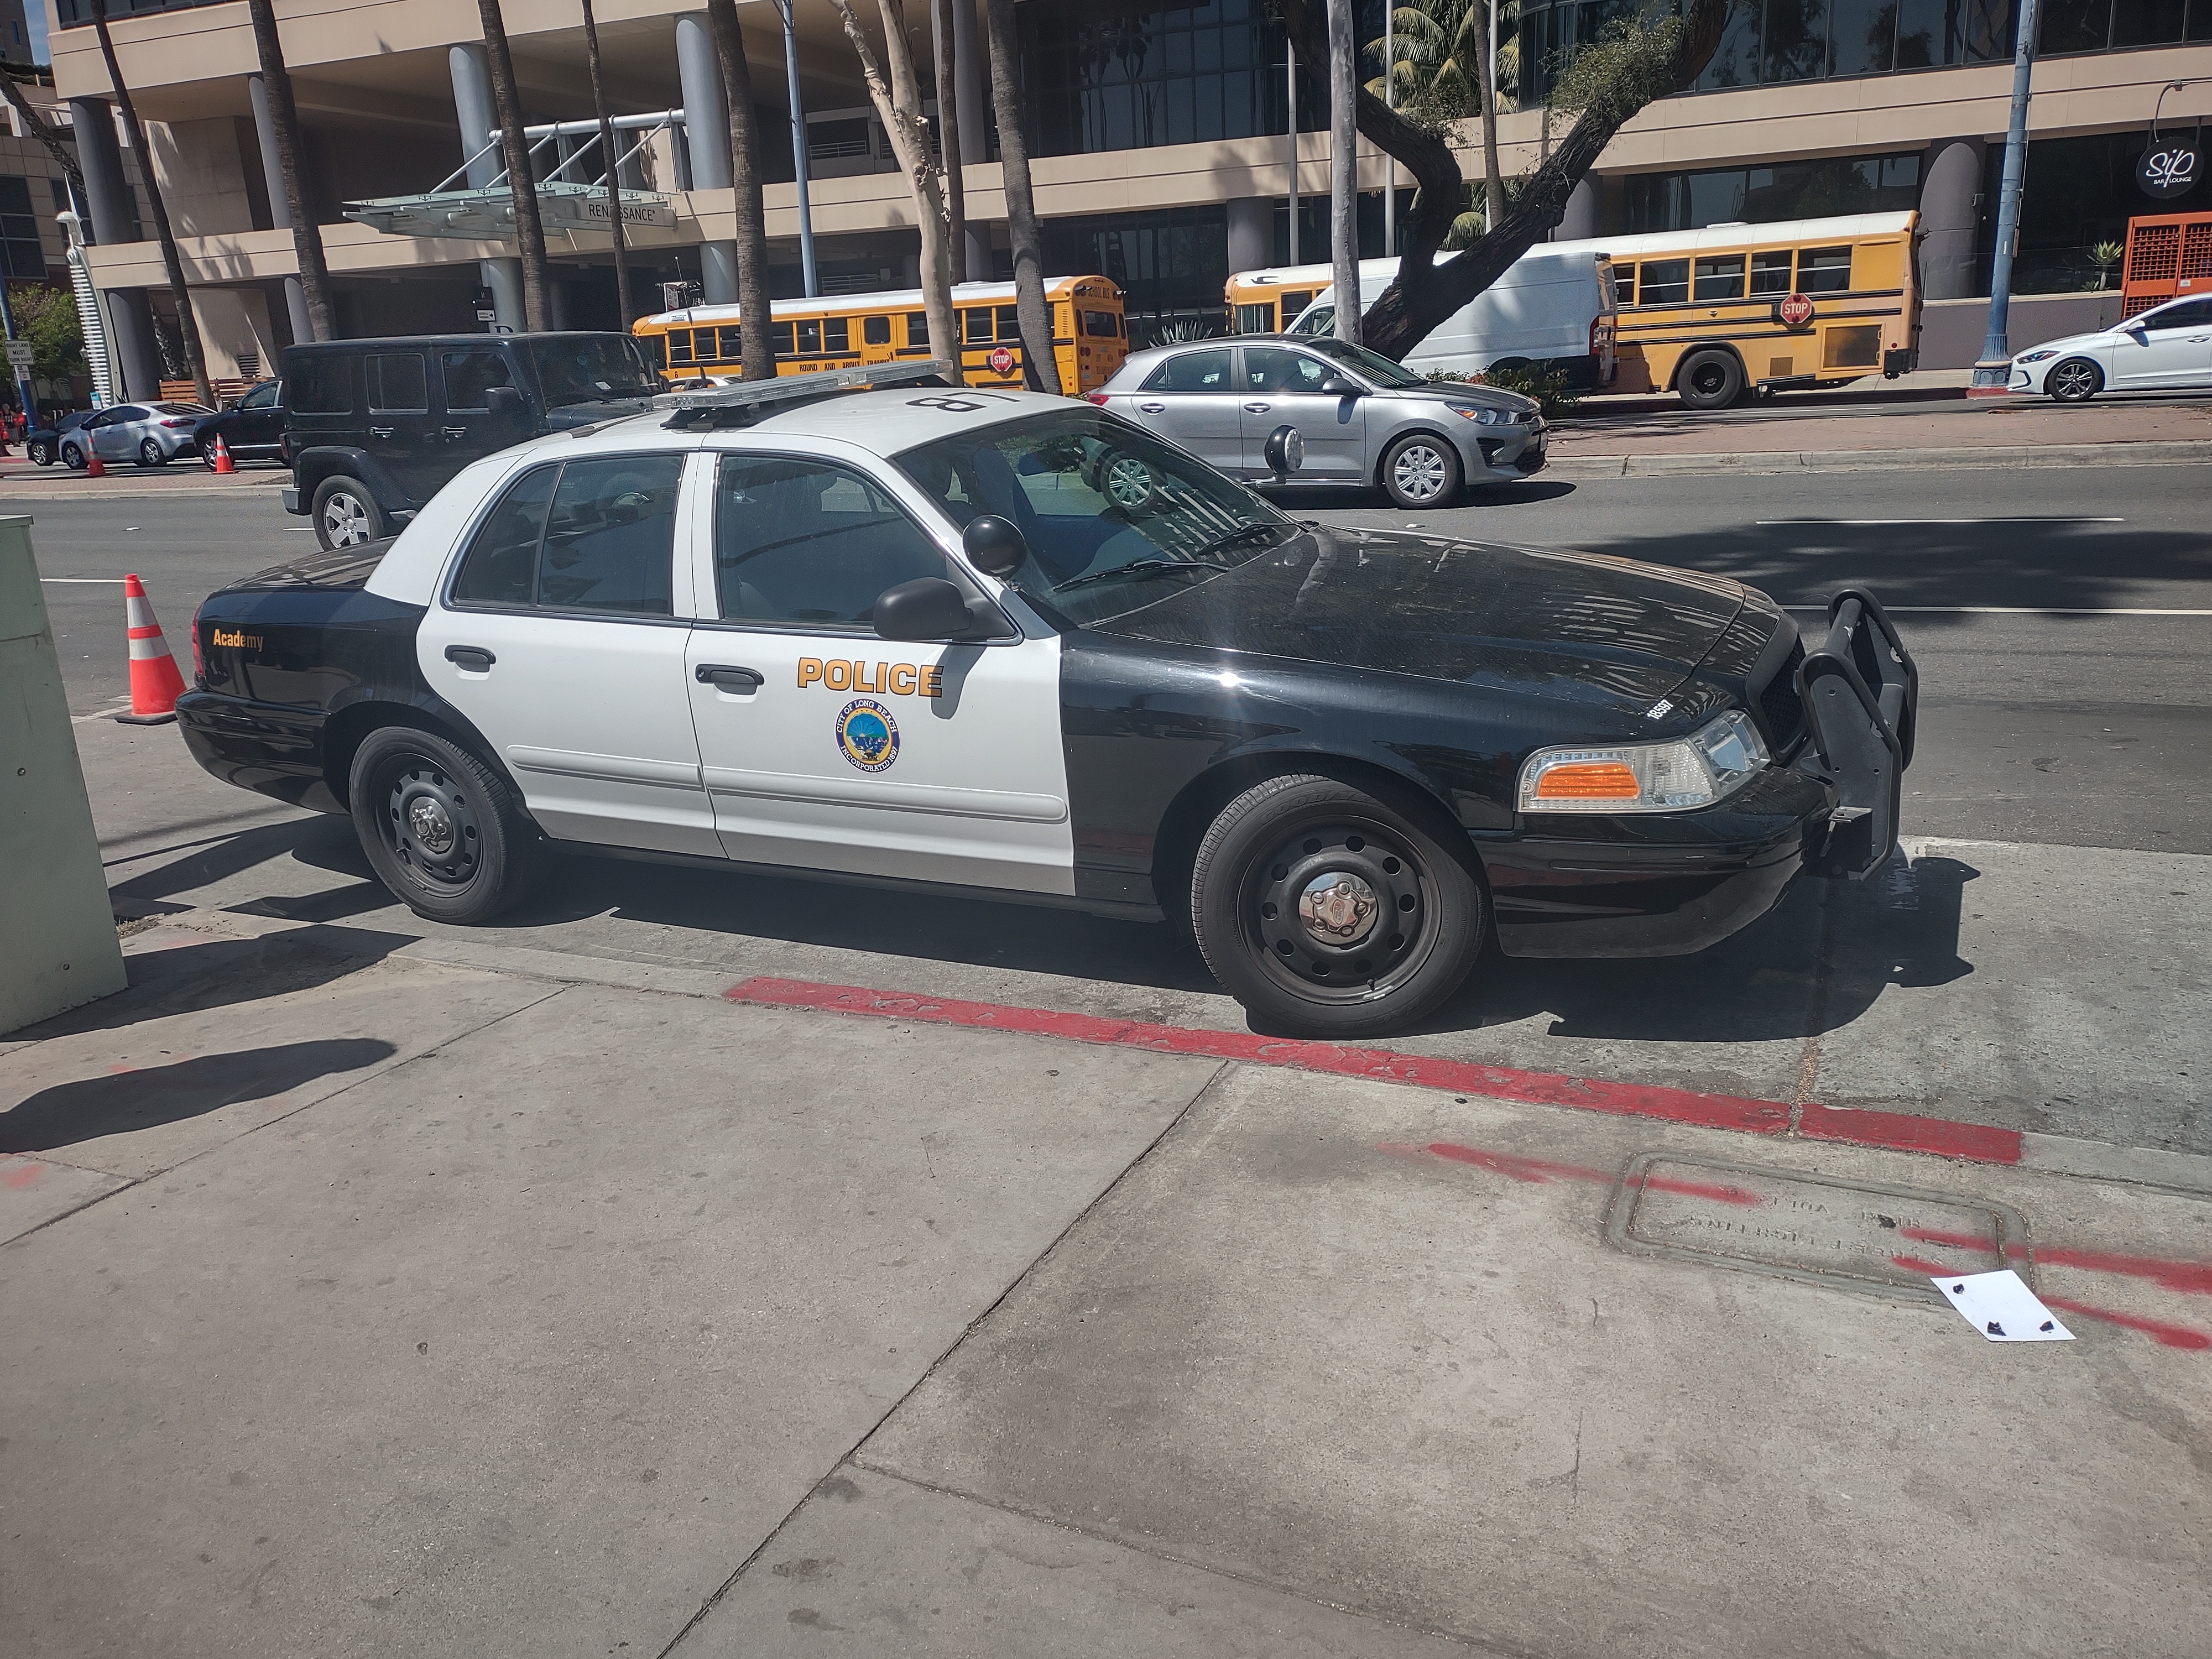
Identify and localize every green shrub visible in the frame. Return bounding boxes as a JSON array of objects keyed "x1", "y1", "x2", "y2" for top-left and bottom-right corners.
[{"x1": 1430, "y1": 362, "x2": 1583, "y2": 420}]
